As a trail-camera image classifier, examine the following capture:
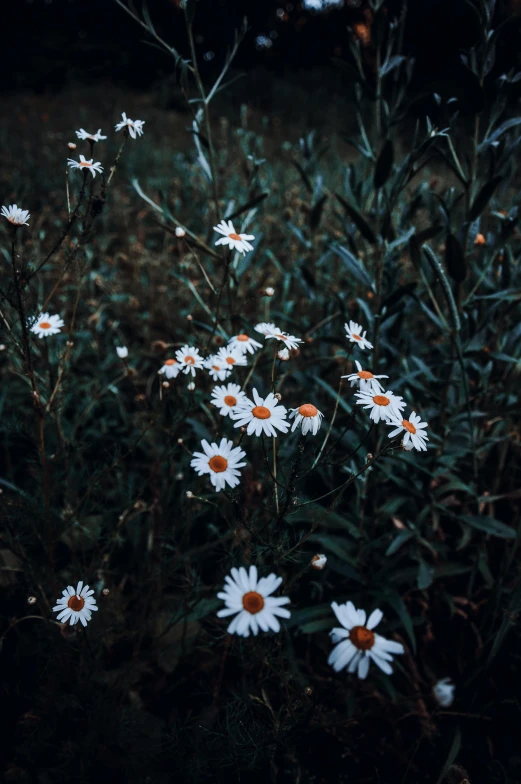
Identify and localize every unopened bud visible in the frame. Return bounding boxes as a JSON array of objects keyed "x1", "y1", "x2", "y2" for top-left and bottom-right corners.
[
  {"x1": 274, "y1": 392, "x2": 282, "y2": 401},
  {"x1": 102, "y1": 588, "x2": 110, "y2": 596},
  {"x1": 186, "y1": 314, "x2": 193, "y2": 321},
  {"x1": 162, "y1": 381, "x2": 170, "y2": 388},
  {"x1": 177, "y1": 438, "x2": 183, "y2": 444},
  {"x1": 27, "y1": 596, "x2": 37, "y2": 605},
  {"x1": 310, "y1": 553, "x2": 327, "y2": 570},
  {"x1": 0, "y1": 344, "x2": 6, "y2": 351},
  {"x1": 278, "y1": 348, "x2": 290, "y2": 361},
  {"x1": 175, "y1": 472, "x2": 184, "y2": 480},
  {"x1": 265, "y1": 286, "x2": 275, "y2": 297},
  {"x1": 186, "y1": 491, "x2": 194, "y2": 499},
  {"x1": 68, "y1": 142, "x2": 77, "y2": 150},
  {"x1": 175, "y1": 226, "x2": 186, "y2": 237},
  {"x1": 187, "y1": 382, "x2": 195, "y2": 391}
]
